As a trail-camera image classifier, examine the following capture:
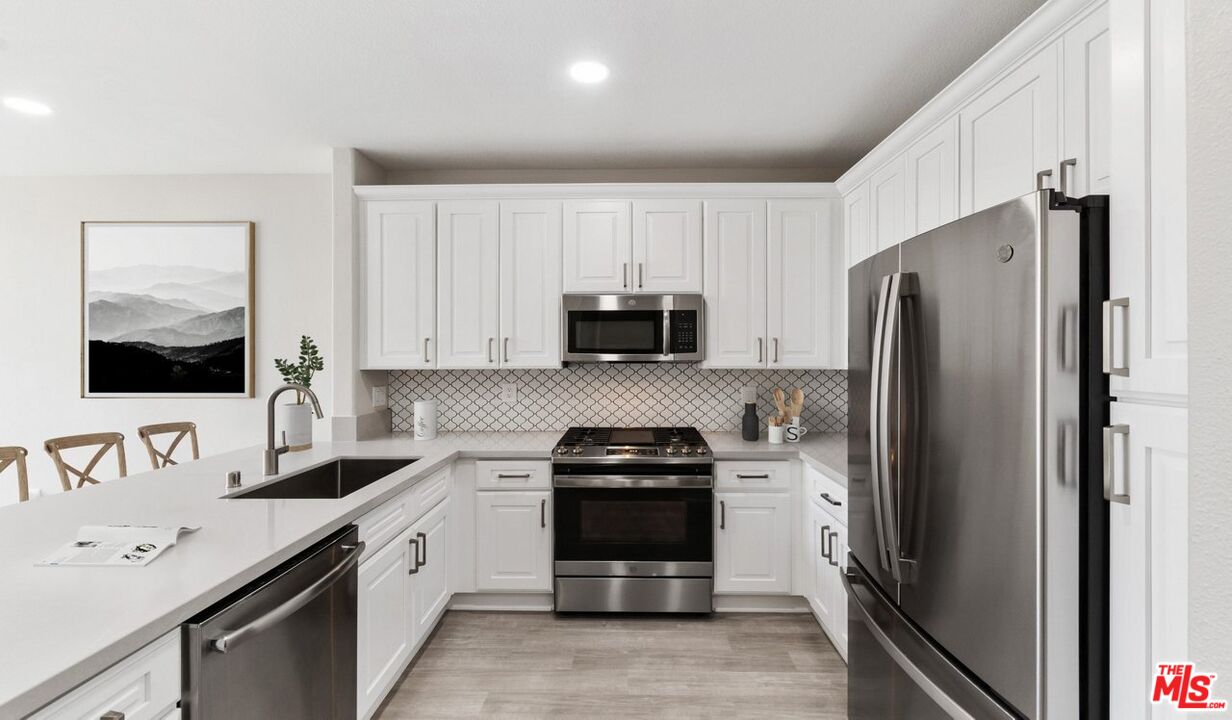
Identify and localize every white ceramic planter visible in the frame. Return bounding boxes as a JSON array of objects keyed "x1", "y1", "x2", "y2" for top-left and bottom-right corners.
[{"x1": 277, "y1": 402, "x2": 313, "y2": 451}]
